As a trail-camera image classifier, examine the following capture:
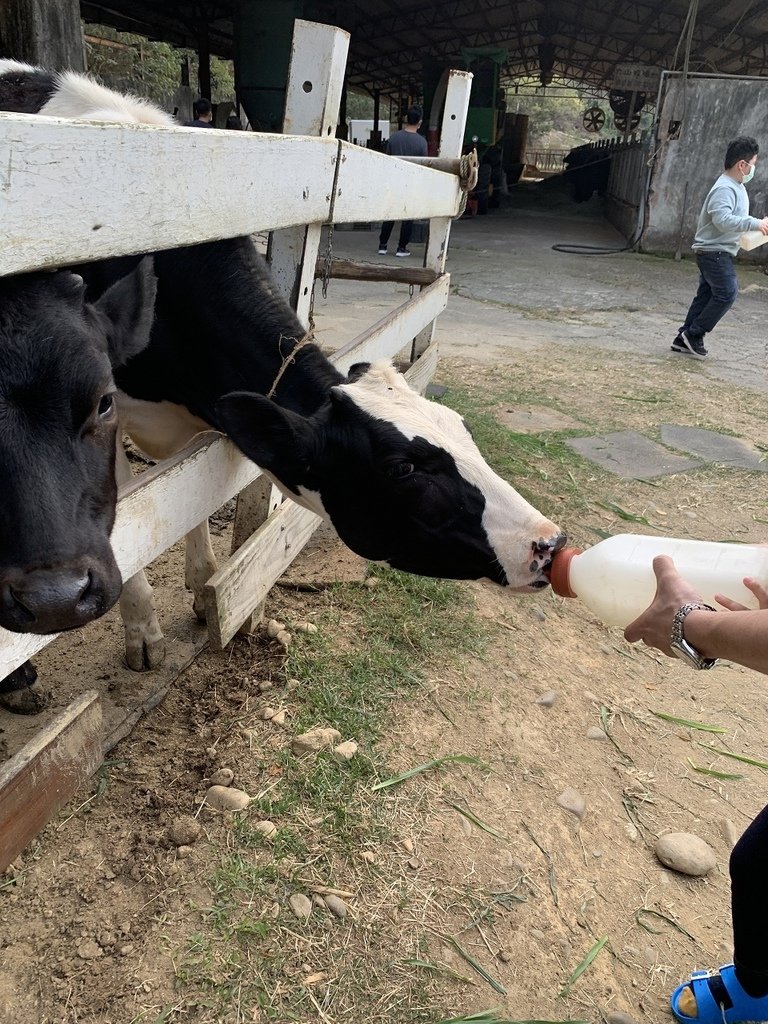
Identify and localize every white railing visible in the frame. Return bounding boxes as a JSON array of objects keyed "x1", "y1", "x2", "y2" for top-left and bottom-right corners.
[{"x1": 0, "y1": 19, "x2": 472, "y2": 679}]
